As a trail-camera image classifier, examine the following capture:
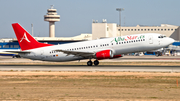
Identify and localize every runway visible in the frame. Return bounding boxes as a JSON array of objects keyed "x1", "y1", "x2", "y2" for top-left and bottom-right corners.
[
  {"x1": 0, "y1": 65, "x2": 179, "y2": 72},
  {"x1": 0, "y1": 56, "x2": 180, "y2": 72}
]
